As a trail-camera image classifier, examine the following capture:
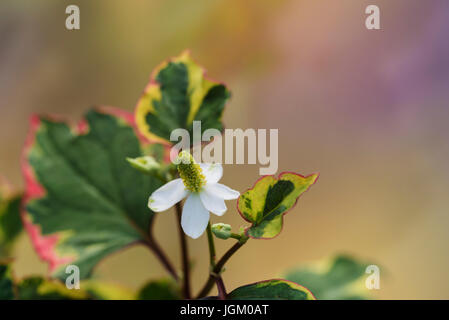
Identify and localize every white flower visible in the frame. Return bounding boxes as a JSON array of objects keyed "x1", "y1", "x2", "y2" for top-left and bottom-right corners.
[{"x1": 148, "y1": 152, "x2": 239, "y2": 239}]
